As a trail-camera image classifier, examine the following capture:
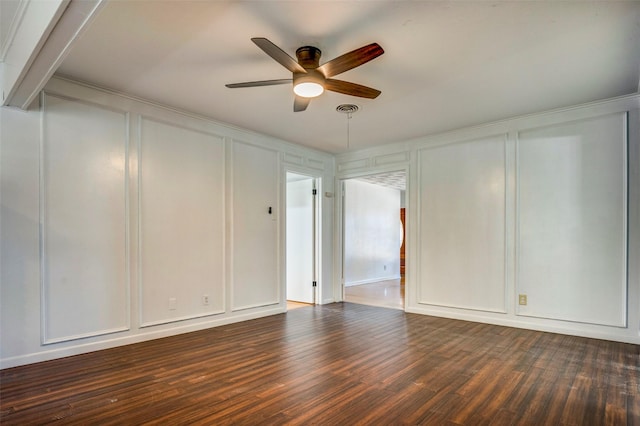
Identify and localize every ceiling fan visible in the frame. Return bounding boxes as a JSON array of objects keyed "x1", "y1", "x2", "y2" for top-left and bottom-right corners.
[{"x1": 226, "y1": 38, "x2": 384, "y2": 112}]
